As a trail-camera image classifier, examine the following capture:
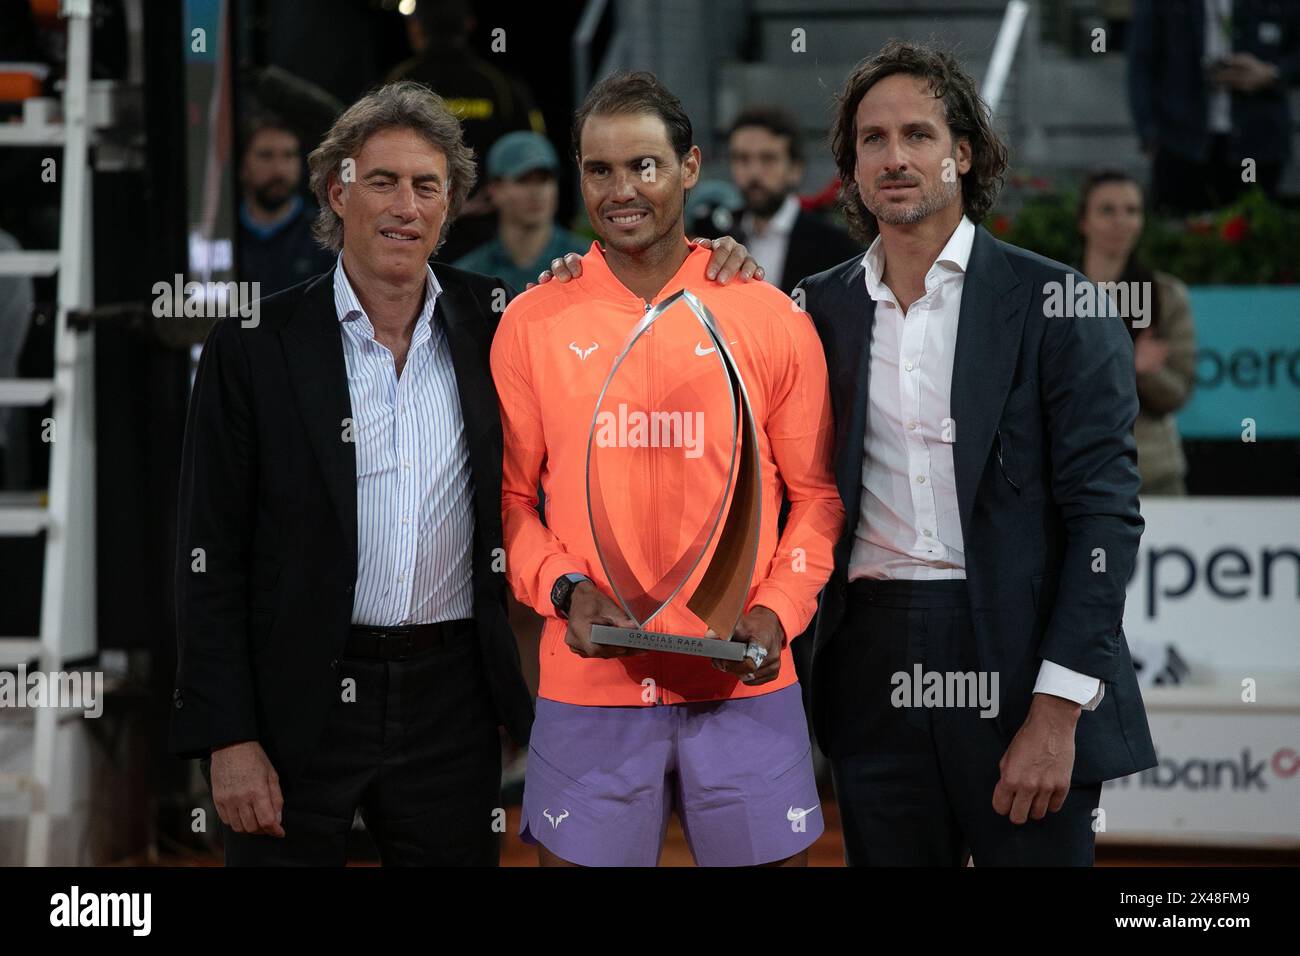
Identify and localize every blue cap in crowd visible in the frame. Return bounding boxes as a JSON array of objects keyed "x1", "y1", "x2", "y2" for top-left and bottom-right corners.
[{"x1": 487, "y1": 131, "x2": 559, "y2": 180}]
